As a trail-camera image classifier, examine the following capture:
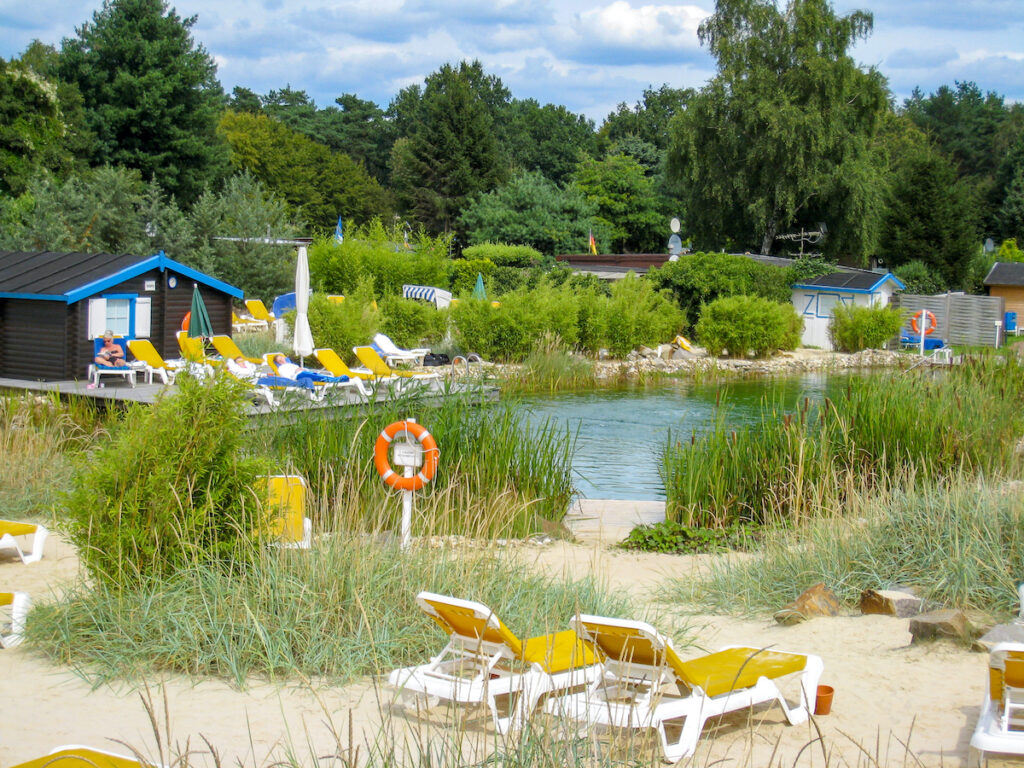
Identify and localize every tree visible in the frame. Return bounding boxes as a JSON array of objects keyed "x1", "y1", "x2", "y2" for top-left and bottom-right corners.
[
  {"x1": 460, "y1": 171, "x2": 603, "y2": 258},
  {"x1": 667, "y1": 0, "x2": 889, "y2": 260},
  {"x1": 219, "y1": 111, "x2": 389, "y2": 230},
  {"x1": 504, "y1": 99, "x2": 596, "y2": 185},
  {"x1": 879, "y1": 143, "x2": 978, "y2": 289},
  {"x1": 390, "y1": 61, "x2": 508, "y2": 234},
  {"x1": 573, "y1": 154, "x2": 664, "y2": 252},
  {"x1": 59, "y1": 0, "x2": 229, "y2": 204},
  {"x1": 0, "y1": 57, "x2": 68, "y2": 195},
  {"x1": 0, "y1": 165, "x2": 192, "y2": 256},
  {"x1": 600, "y1": 84, "x2": 693, "y2": 151}
]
